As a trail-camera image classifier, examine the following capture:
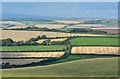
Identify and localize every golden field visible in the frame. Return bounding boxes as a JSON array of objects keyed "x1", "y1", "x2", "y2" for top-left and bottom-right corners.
[
  {"x1": 1, "y1": 30, "x2": 105, "y2": 41},
  {"x1": 54, "y1": 20, "x2": 82, "y2": 24},
  {"x1": 71, "y1": 47, "x2": 119, "y2": 55},
  {"x1": 2, "y1": 52, "x2": 65, "y2": 58},
  {"x1": 37, "y1": 38, "x2": 67, "y2": 44}
]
